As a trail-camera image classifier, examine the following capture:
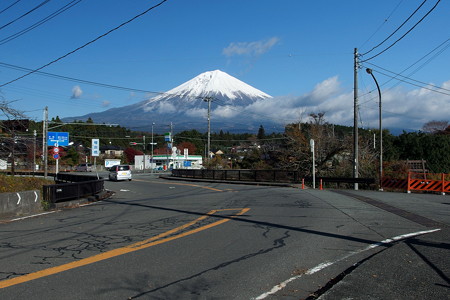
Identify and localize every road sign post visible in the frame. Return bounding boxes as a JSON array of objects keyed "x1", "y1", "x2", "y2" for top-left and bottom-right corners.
[{"x1": 310, "y1": 139, "x2": 315, "y2": 189}]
